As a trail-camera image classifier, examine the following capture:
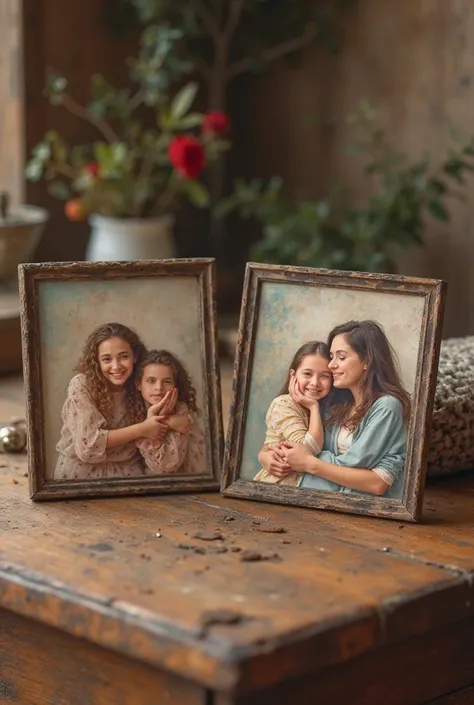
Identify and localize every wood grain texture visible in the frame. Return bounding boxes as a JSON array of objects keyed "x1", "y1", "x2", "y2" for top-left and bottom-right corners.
[
  {"x1": 0, "y1": 607, "x2": 205, "y2": 705},
  {"x1": 427, "y1": 686, "x2": 474, "y2": 705},
  {"x1": 1, "y1": 451, "x2": 474, "y2": 695},
  {"x1": 215, "y1": 617, "x2": 474, "y2": 705},
  {"x1": 222, "y1": 263, "x2": 447, "y2": 521},
  {"x1": 17, "y1": 259, "x2": 223, "y2": 500}
]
